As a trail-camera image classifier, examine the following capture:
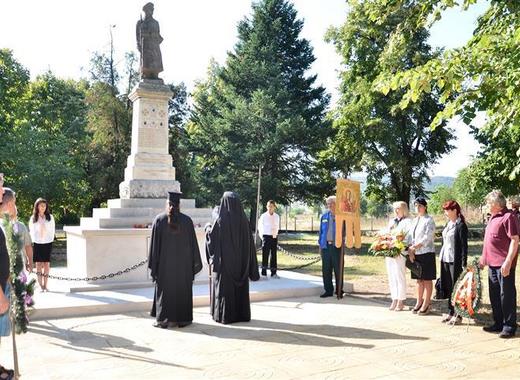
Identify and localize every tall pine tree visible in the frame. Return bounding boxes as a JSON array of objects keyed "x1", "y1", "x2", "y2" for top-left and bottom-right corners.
[{"x1": 190, "y1": 0, "x2": 332, "y2": 222}]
